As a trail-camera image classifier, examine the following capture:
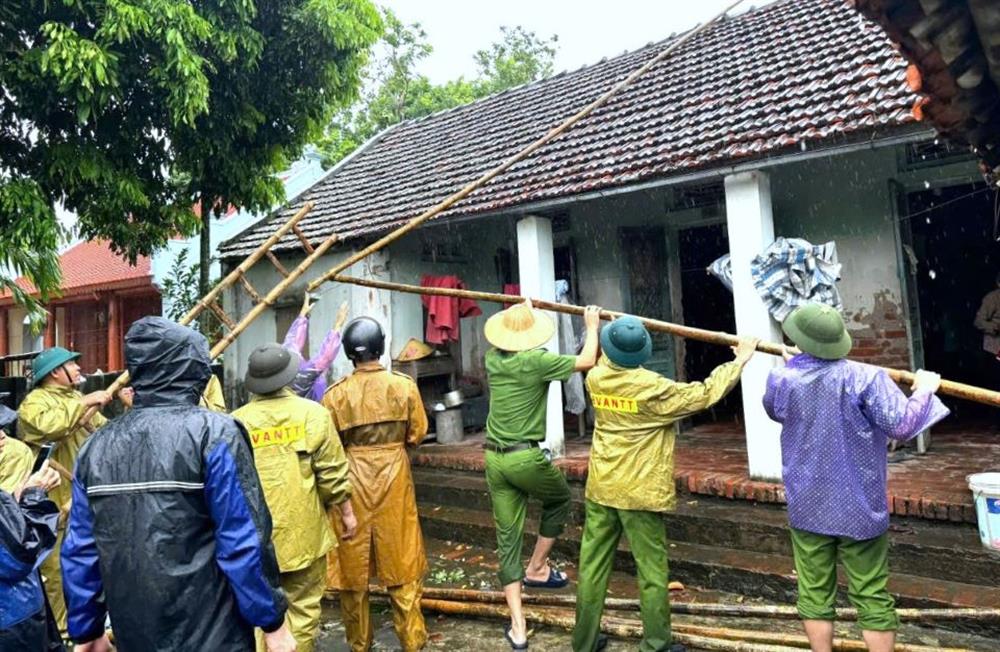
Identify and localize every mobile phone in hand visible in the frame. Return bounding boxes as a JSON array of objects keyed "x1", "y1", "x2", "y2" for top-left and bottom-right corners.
[{"x1": 31, "y1": 443, "x2": 54, "y2": 474}]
